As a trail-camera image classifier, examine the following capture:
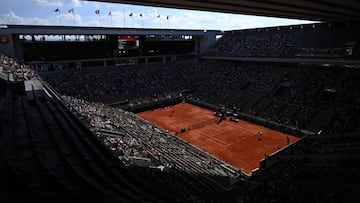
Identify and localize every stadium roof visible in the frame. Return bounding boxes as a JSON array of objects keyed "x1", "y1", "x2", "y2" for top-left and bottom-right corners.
[
  {"x1": 1, "y1": 24, "x2": 219, "y2": 35},
  {"x1": 89, "y1": 0, "x2": 360, "y2": 22}
]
